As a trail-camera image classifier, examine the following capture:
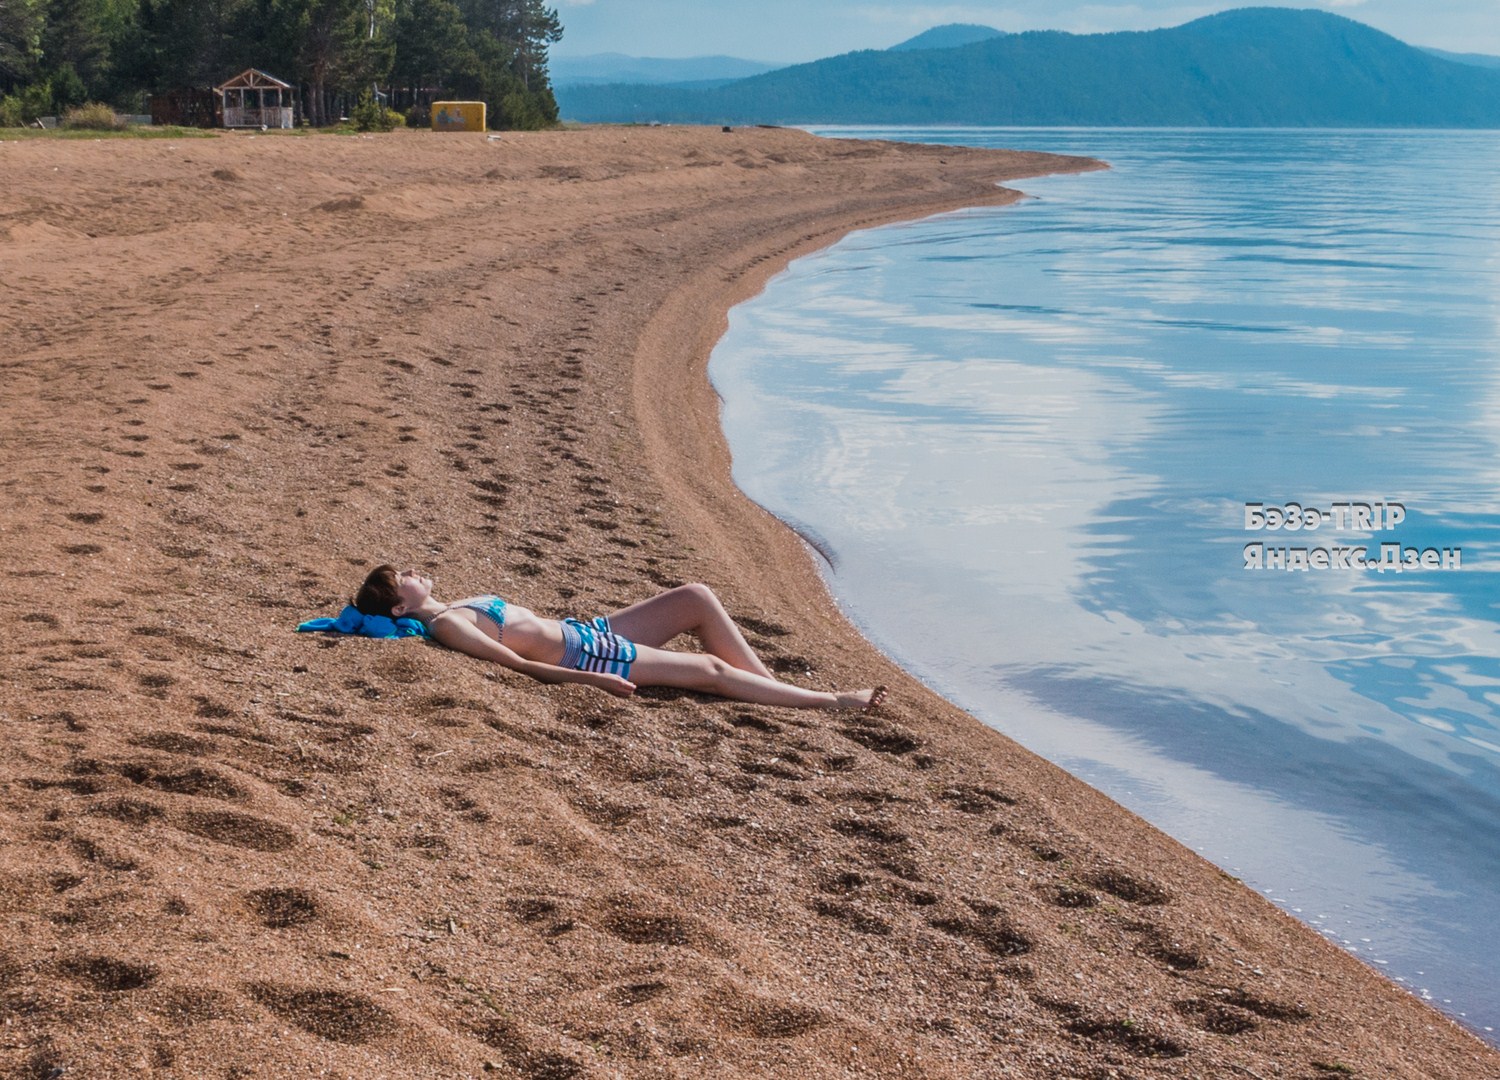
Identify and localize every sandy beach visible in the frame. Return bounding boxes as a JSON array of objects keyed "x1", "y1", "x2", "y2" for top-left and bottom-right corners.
[{"x1": 2, "y1": 125, "x2": 1496, "y2": 1078}]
